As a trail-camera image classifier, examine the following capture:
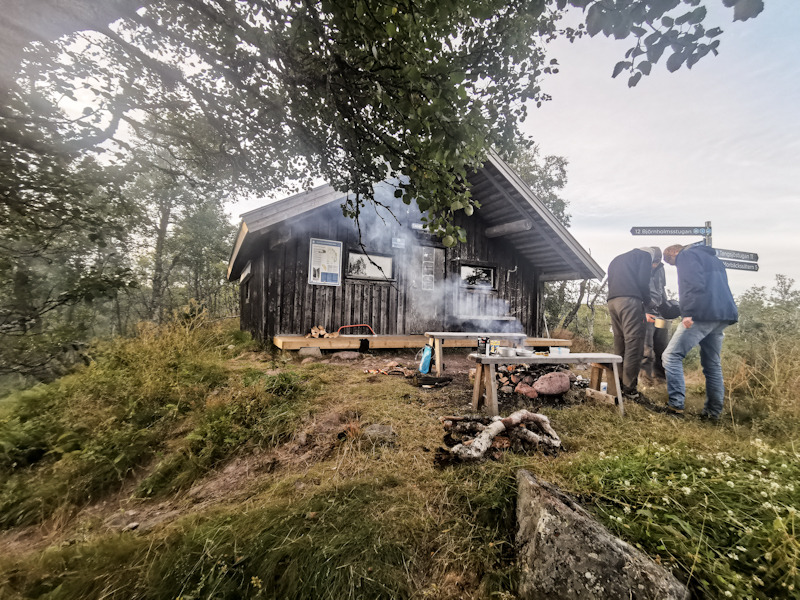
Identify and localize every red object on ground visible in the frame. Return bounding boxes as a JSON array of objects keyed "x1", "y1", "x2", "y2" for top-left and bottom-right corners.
[{"x1": 337, "y1": 324, "x2": 377, "y2": 336}]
